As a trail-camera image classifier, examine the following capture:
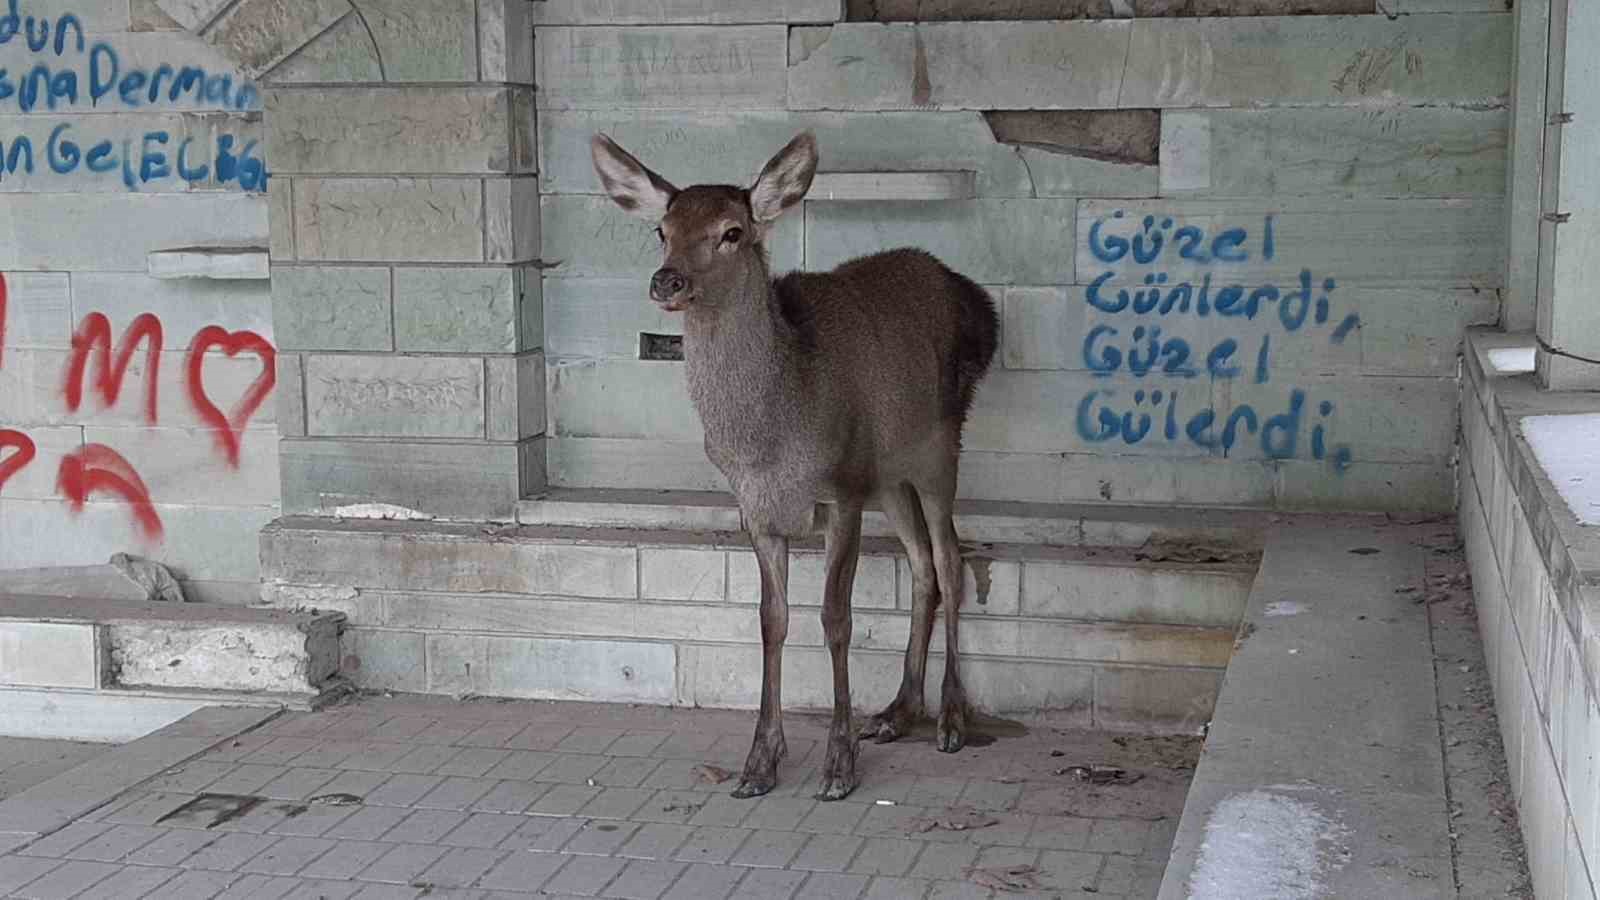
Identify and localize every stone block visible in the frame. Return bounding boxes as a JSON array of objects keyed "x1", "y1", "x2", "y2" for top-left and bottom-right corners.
[
  {"x1": 640, "y1": 548, "x2": 728, "y2": 602},
  {"x1": 276, "y1": 352, "x2": 307, "y2": 437},
  {"x1": 305, "y1": 354, "x2": 486, "y2": 439},
  {"x1": 380, "y1": 592, "x2": 636, "y2": 636},
  {"x1": 532, "y1": 0, "x2": 842, "y2": 23},
  {"x1": 1160, "y1": 108, "x2": 1509, "y2": 198},
  {"x1": 536, "y1": 25, "x2": 788, "y2": 110},
  {"x1": 82, "y1": 425, "x2": 280, "y2": 506},
  {"x1": 0, "y1": 194, "x2": 267, "y2": 271},
  {"x1": 480, "y1": 0, "x2": 536, "y2": 83},
  {"x1": 278, "y1": 438, "x2": 530, "y2": 518},
  {"x1": 359, "y1": 0, "x2": 479, "y2": 81},
  {"x1": 0, "y1": 273, "x2": 70, "y2": 350},
  {"x1": 538, "y1": 109, "x2": 1154, "y2": 199},
  {"x1": 205, "y1": 0, "x2": 353, "y2": 77},
  {"x1": 156, "y1": 0, "x2": 232, "y2": 30},
  {"x1": 542, "y1": 196, "x2": 803, "y2": 277},
  {"x1": 269, "y1": 176, "x2": 295, "y2": 259},
  {"x1": 0, "y1": 349, "x2": 278, "y2": 431},
  {"x1": 806, "y1": 200, "x2": 1074, "y2": 284},
  {"x1": 1121, "y1": 14, "x2": 1511, "y2": 108},
  {"x1": 549, "y1": 358, "x2": 699, "y2": 442},
  {"x1": 809, "y1": 170, "x2": 974, "y2": 201},
  {"x1": 897, "y1": 556, "x2": 1019, "y2": 616},
  {"x1": 963, "y1": 369, "x2": 1223, "y2": 457},
  {"x1": 546, "y1": 437, "x2": 726, "y2": 492},
  {"x1": 426, "y1": 634, "x2": 675, "y2": 703},
  {"x1": 1075, "y1": 199, "x2": 1505, "y2": 290},
  {"x1": 544, "y1": 278, "x2": 679, "y2": 360},
  {"x1": 1217, "y1": 374, "x2": 1457, "y2": 464},
  {"x1": 265, "y1": 87, "x2": 530, "y2": 175},
  {"x1": 486, "y1": 178, "x2": 542, "y2": 264},
  {"x1": 111, "y1": 612, "x2": 341, "y2": 694},
  {"x1": 788, "y1": 21, "x2": 1128, "y2": 110},
  {"x1": 487, "y1": 353, "x2": 547, "y2": 442},
  {"x1": 0, "y1": 34, "x2": 257, "y2": 114},
  {"x1": 728, "y1": 548, "x2": 898, "y2": 609},
  {"x1": 264, "y1": 13, "x2": 383, "y2": 83},
  {"x1": 1022, "y1": 561, "x2": 1248, "y2": 628},
  {"x1": 1275, "y1": 461, "x2": 1452, "y2": 513},
  {"x1": 0, "y1": 426, "x2": 80, "y2": 500},
  {"x1": 342, "y1": 628, "x2": 426, "y2": 693},
  {"x1": 0, "y1": 623, "x2": 101, "y2": 689},
  {"x1": 0, "y1": 498, "x2": 277, "y2": 583},
  {"x1": 271, "y1": 266, "x2": 392, "y2": 351},
  {"x1": 1093, "y1": 666, "x2": 1219, "y2": 733},
  {"x1": 0, "y1": 114, "x2": 188, "y2": 194},
  {"x1": 292, "y1": 178, "x2": 484, "y2": 262},
  {"x1": 395, "y1": 267, "x2": 528, "y2": 353},
  {"x1": 133, "y1": 0, "x2": 184, "y2": 30}
]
